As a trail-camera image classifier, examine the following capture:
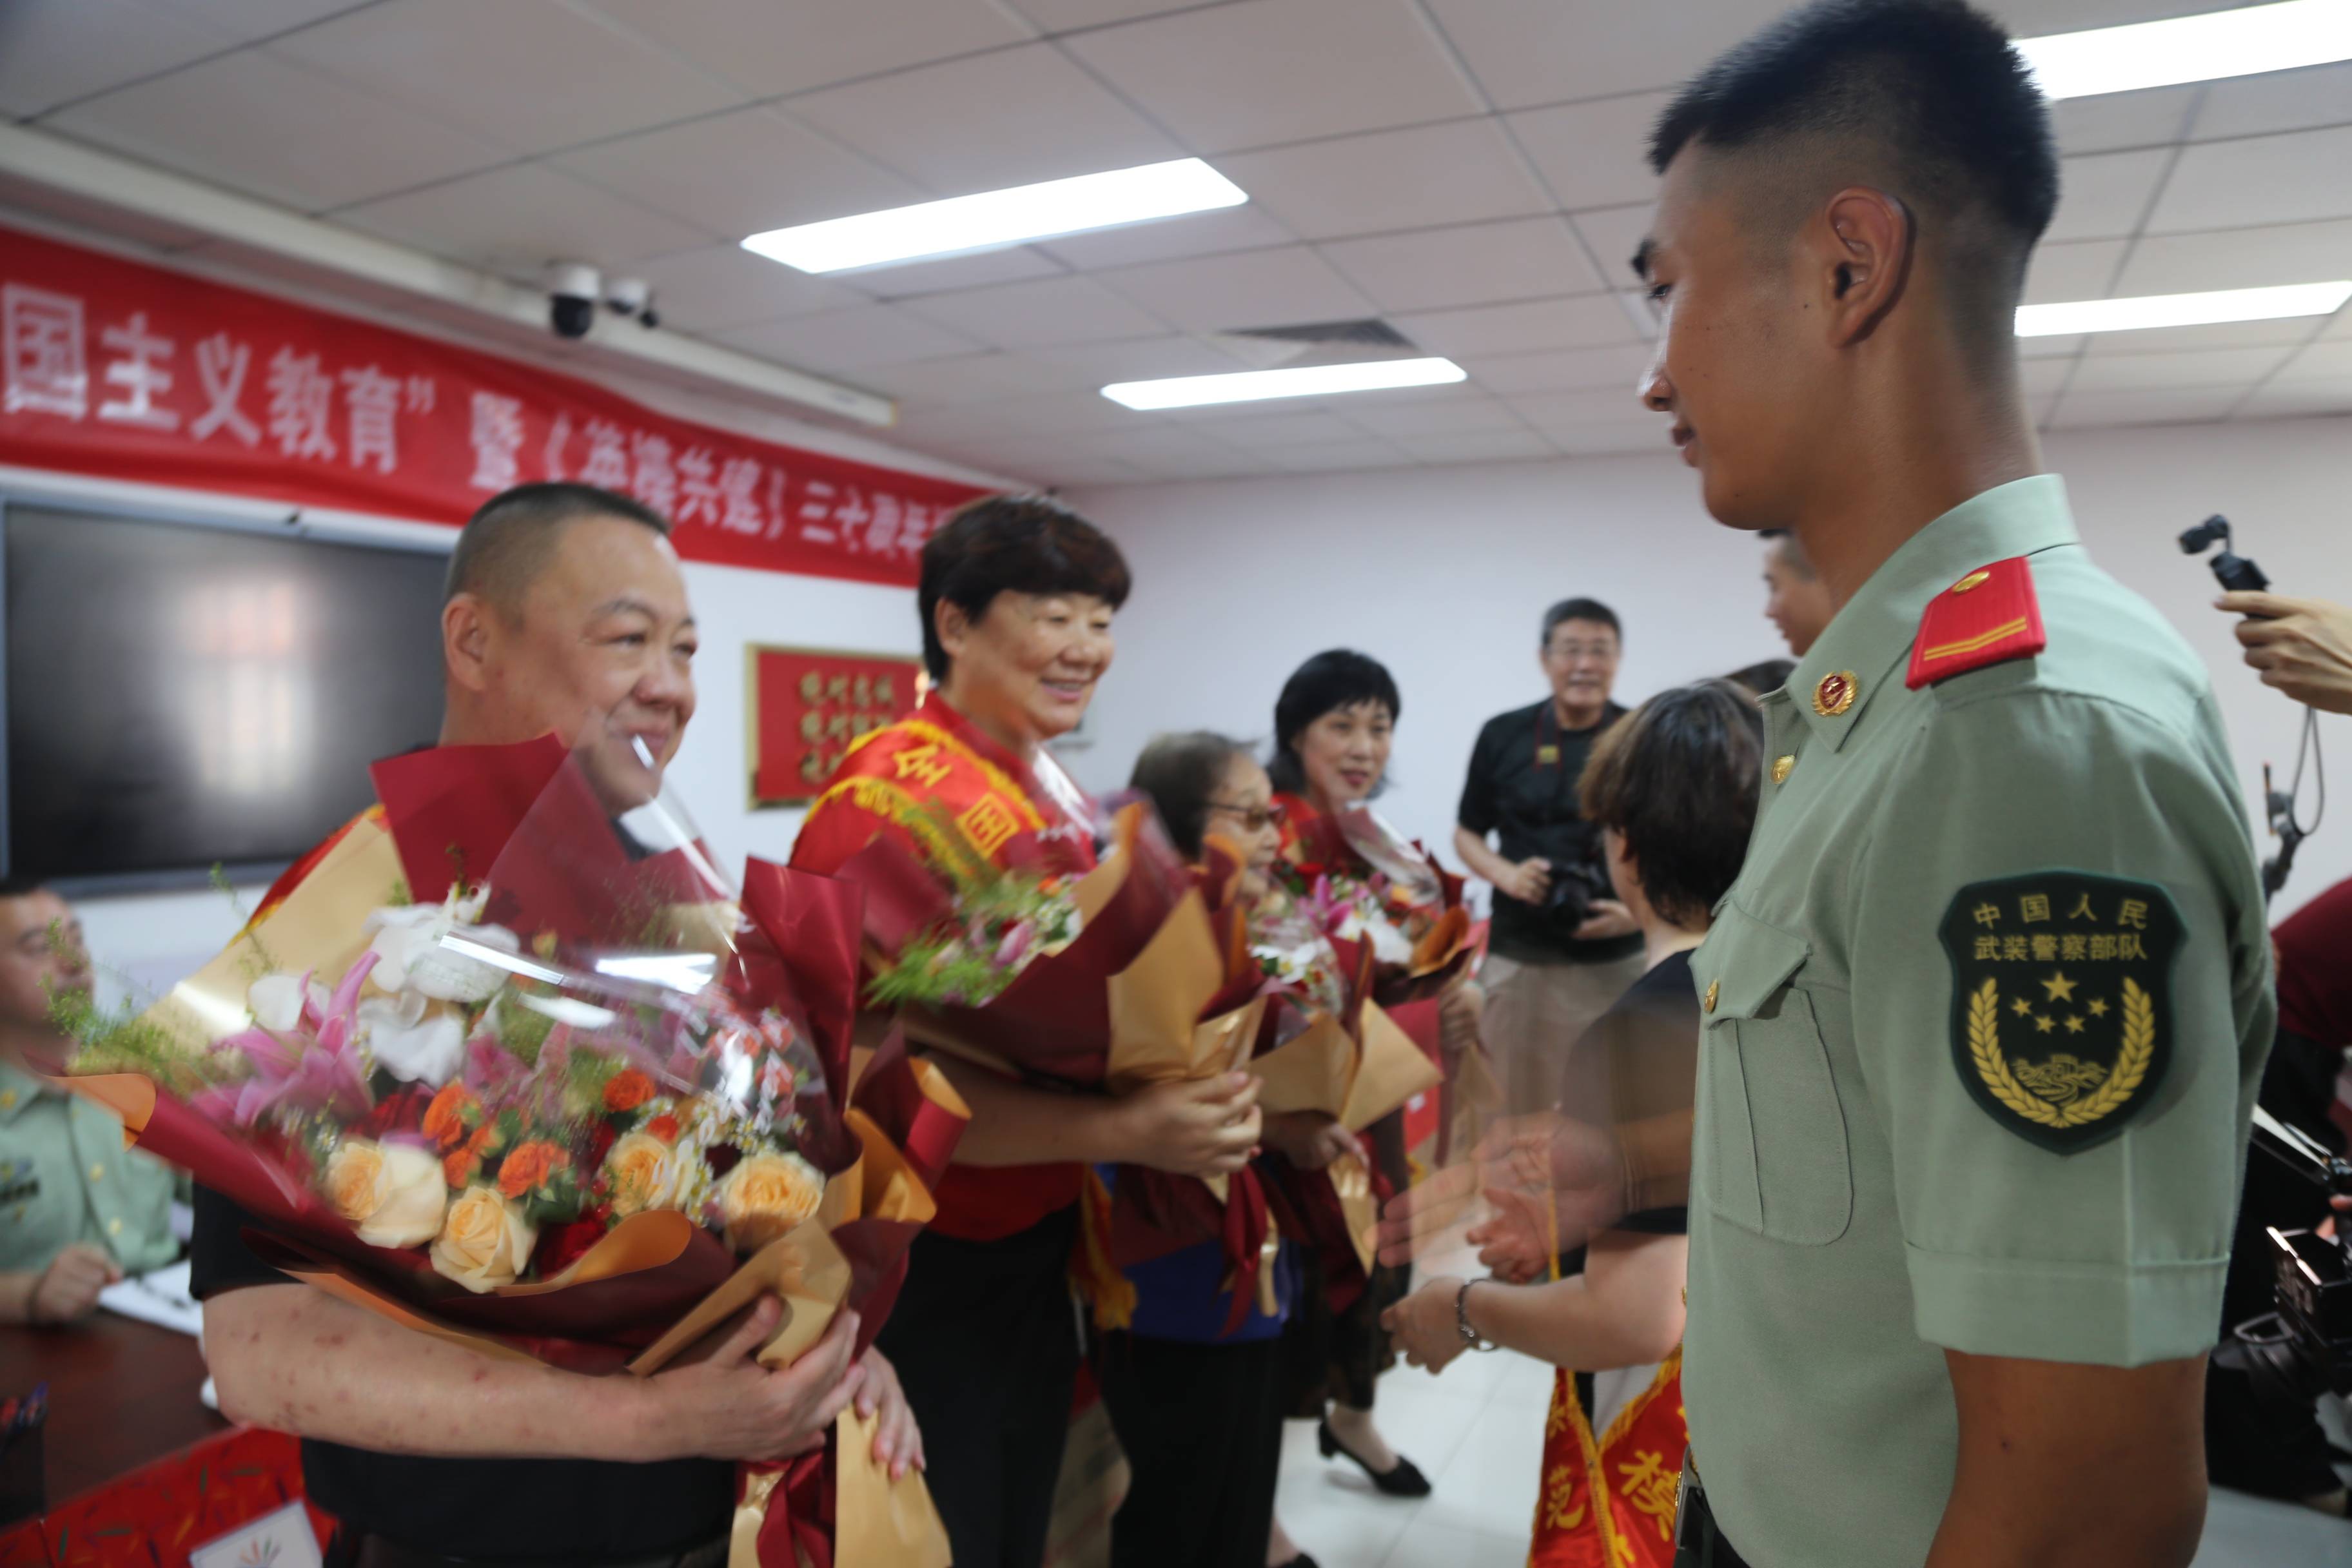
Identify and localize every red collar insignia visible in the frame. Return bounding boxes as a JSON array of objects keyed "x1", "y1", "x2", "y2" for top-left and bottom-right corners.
[{"x1": 1905, "y1": 556, "x2": 2047, "y2": 689}]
